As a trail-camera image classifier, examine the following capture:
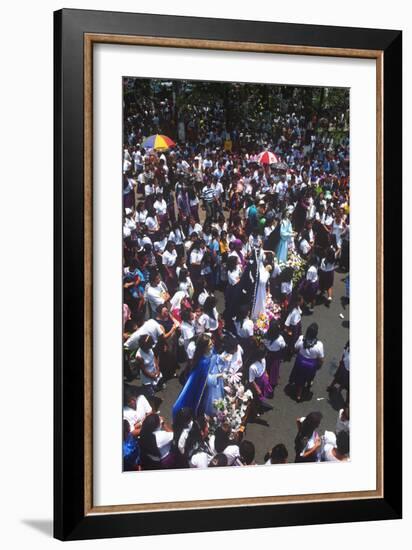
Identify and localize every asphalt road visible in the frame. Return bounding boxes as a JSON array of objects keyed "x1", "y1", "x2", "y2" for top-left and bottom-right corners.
[{"x1": 154, "y1": 270, "x2": 350, "y2": 464}]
